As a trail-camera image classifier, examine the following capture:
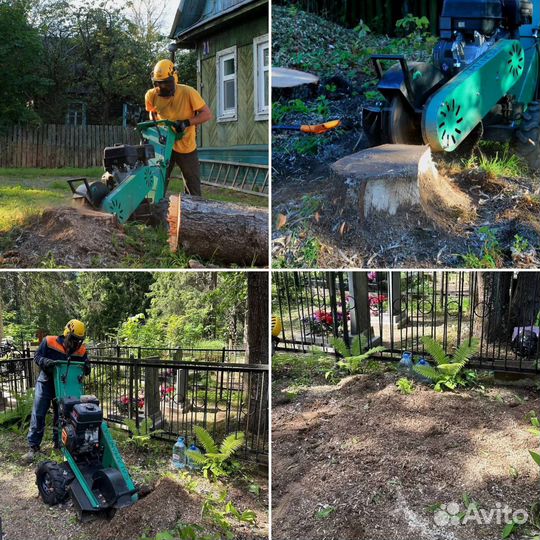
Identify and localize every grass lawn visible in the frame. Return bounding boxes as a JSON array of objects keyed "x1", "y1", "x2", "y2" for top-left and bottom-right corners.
[
  {"x1": 0, "y1": 167, "x2": 267, "y2": 267},
  {"x1": 0, "y1": 167, "x2": 267, "y2": 232}
]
